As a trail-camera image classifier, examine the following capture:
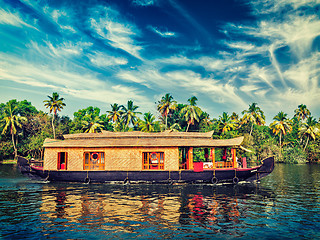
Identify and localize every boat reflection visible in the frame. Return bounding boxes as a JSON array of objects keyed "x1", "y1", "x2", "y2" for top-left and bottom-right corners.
[
  {"x1": 39, "y1": 183, "x2": 274, "y2": 235},
  {"x1": 186, "y1": 193, "x2": 241, "y2": 225}
]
